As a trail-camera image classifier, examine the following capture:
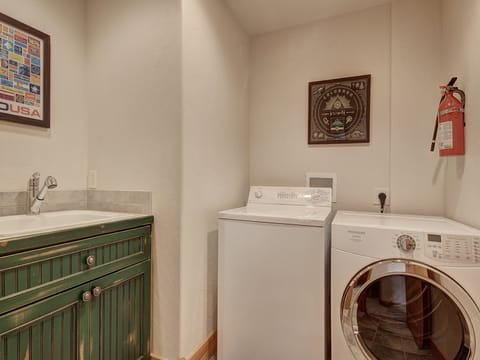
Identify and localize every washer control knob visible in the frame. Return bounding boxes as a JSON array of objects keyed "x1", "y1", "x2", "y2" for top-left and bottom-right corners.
[
  {"x1": 255, "y1": 191, "x2": 263, "y2": 199},
  {"x1": 397, "y1": 235, "x2": 416, "y2": 252}
]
